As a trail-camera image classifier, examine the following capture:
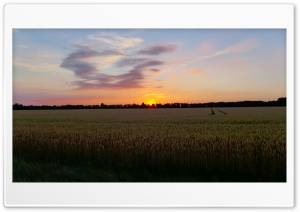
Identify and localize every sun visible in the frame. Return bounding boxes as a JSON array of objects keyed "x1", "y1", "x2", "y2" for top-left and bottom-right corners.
[{"x1": 146, "y1": 100, "x2": 156, "y2": 106}]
